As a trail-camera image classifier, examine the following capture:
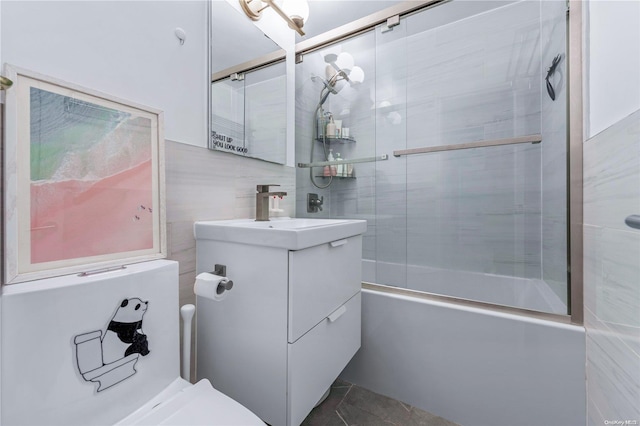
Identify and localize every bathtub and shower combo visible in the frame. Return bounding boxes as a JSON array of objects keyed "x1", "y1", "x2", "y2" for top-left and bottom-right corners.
[{"x1": 293, "y1": 1, "x2": 586, "y2": 425}]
